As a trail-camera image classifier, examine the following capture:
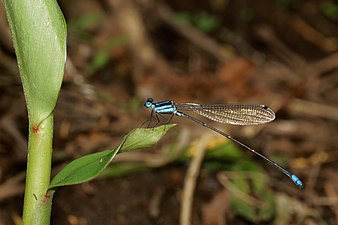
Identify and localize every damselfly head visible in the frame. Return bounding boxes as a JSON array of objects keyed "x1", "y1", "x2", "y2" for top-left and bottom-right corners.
[{"x1": 144, "y1": 98, "x2": 154, "y2": 108}]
